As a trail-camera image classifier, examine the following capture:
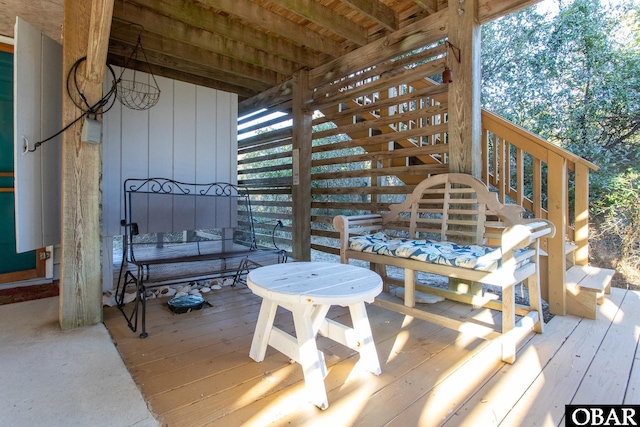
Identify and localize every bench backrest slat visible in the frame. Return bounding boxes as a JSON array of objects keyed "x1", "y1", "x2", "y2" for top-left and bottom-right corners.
[{"x1": 383, "y1": 174, "x2": 522, "y2": 245}]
